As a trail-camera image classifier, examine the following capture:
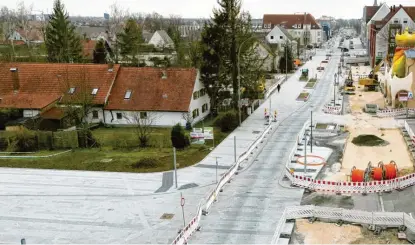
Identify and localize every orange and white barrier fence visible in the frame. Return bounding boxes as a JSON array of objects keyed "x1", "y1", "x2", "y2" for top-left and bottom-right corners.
[
  {"x1": 322, "y1": 105, "x2": 341, "y2": 115},
  {"x1": 284, "y1": 167, "x2": 415, "y2": 194},
  {"x1": 377, "y1": 108, "x2": 415, "y2": 118}
]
